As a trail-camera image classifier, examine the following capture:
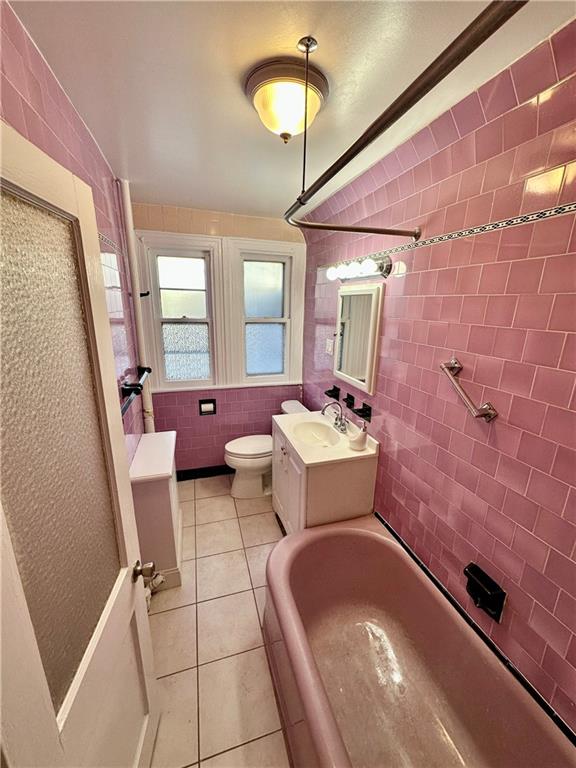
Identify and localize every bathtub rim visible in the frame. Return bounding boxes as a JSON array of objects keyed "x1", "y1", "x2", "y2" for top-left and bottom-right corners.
[{"x1": 265, "y1": 514, "x2": 576, "y2": 767}]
